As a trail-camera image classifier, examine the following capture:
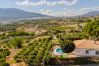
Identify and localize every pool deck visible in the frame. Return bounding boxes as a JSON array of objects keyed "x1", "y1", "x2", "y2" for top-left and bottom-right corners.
[{"x1": 52, "y1": 43, "x2": 77, "y2": 58}]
